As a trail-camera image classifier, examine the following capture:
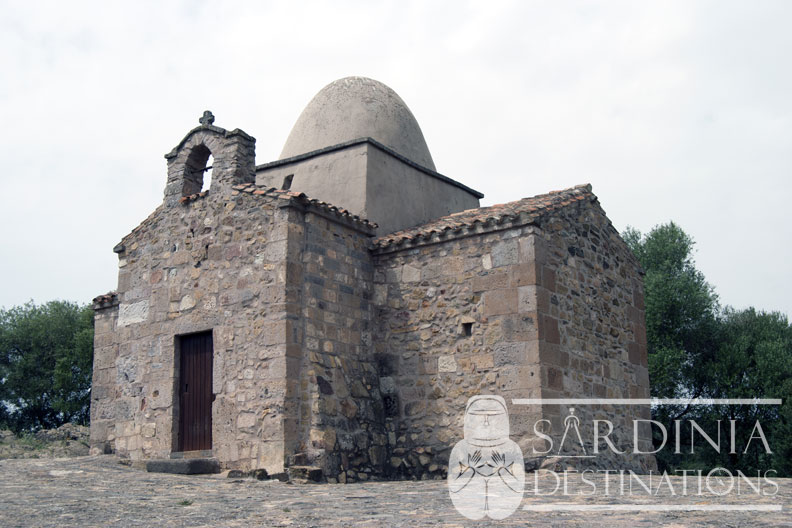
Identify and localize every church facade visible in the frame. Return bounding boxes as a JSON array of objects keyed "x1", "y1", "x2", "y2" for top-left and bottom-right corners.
[{"x1": 90, "y1": 77, "x2": 654, "y2": 481}]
